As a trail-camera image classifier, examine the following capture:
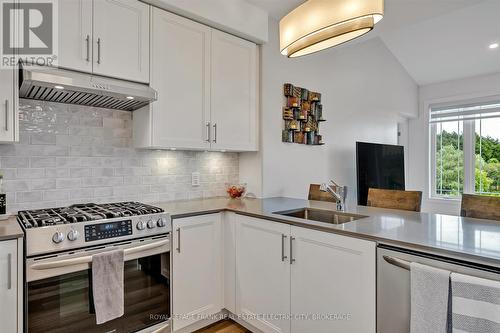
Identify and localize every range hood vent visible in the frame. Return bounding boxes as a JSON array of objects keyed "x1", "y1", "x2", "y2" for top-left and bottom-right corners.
[{"x1": 19, "y1": 64, "x2": 157, "y2": 111}]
